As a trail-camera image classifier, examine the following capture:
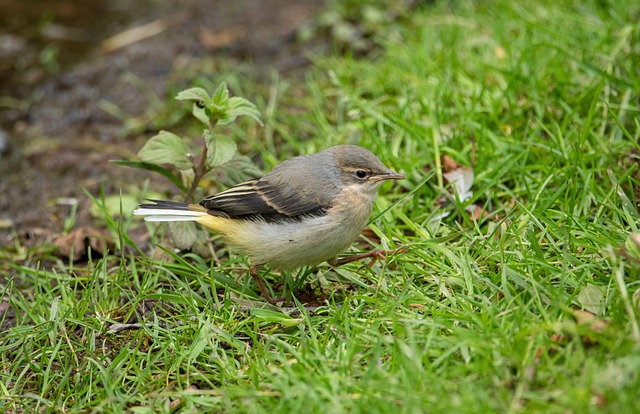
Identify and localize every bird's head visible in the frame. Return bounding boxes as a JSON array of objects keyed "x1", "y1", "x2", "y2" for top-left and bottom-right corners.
[{"x1": 333, "y1": 145, "x2": 405, "y2": 197}]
